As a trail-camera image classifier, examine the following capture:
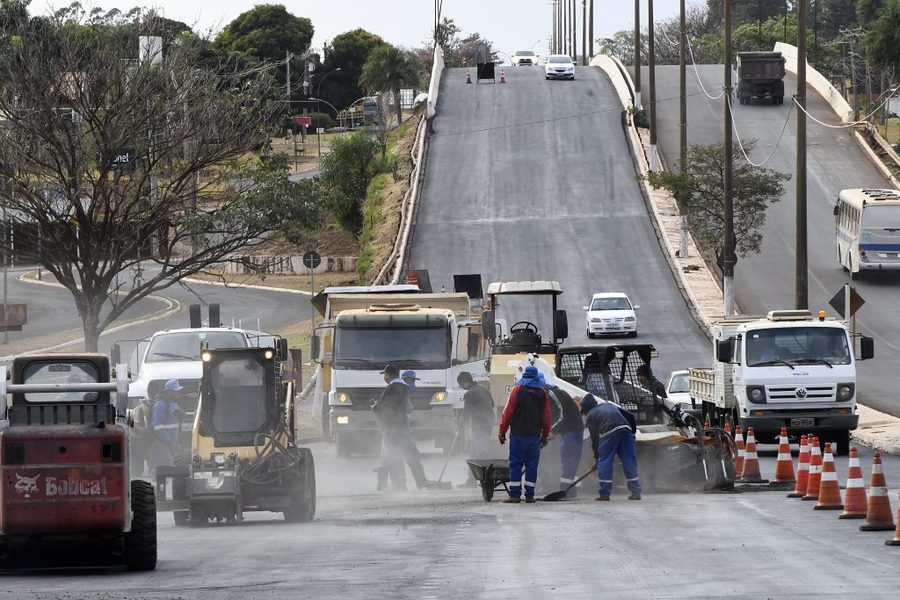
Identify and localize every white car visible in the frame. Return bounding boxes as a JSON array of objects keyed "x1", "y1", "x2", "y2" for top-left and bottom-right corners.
[
  {"x1": 512, "y1": 50, "x2": 538, "y2": 66},
  {"x1": 665, "y1": 370, "x2": 692, "y2": 407},
  {"x1": 584, "y1": 292, "x2": 638, "y2": 337},
  {"x1": 545, "y1": 54, "x2": 575, "y2": 80}
]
